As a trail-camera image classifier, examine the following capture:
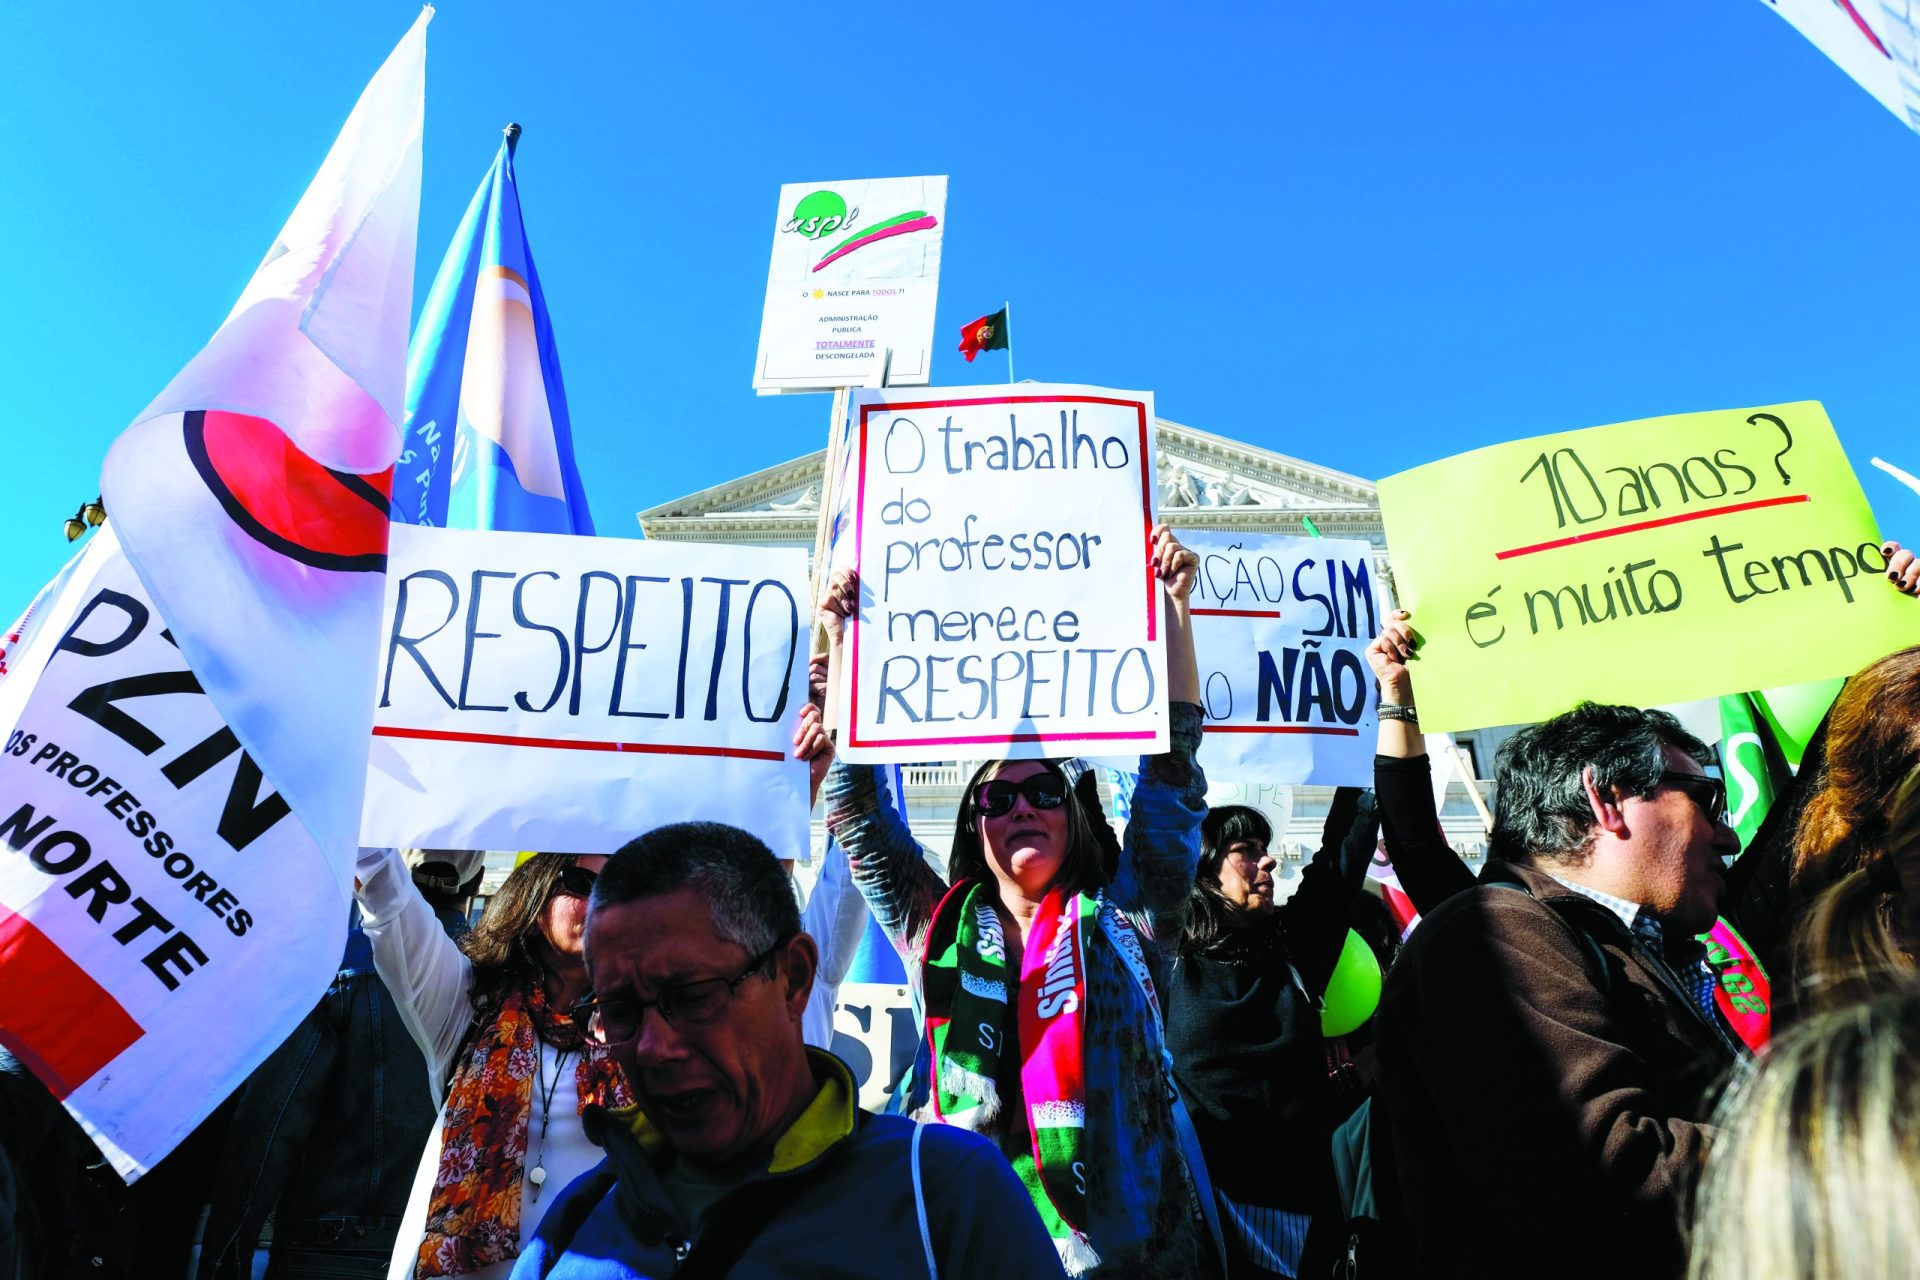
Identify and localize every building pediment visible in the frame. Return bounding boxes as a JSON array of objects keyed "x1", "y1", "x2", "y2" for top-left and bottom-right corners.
[{"x1": 639, "y1": 413, "x2": 1382, "y2": 547}]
